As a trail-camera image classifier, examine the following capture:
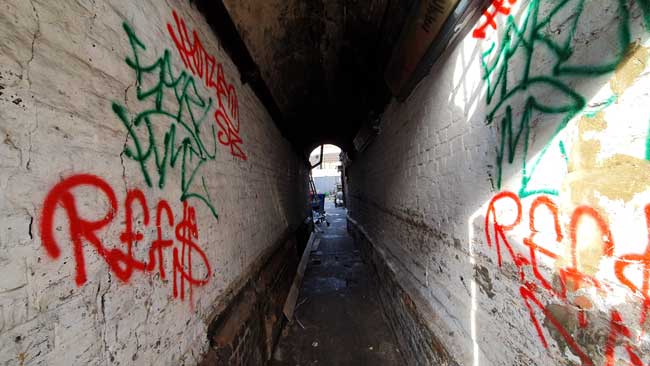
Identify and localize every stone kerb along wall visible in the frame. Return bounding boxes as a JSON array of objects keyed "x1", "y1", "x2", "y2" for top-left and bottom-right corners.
[
  {"x1": 0, "y1": 1, "x2": 307, "y2": 365},
  {"x1": 347, "y1": 1, "x2": 650, "y2": 365}
]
